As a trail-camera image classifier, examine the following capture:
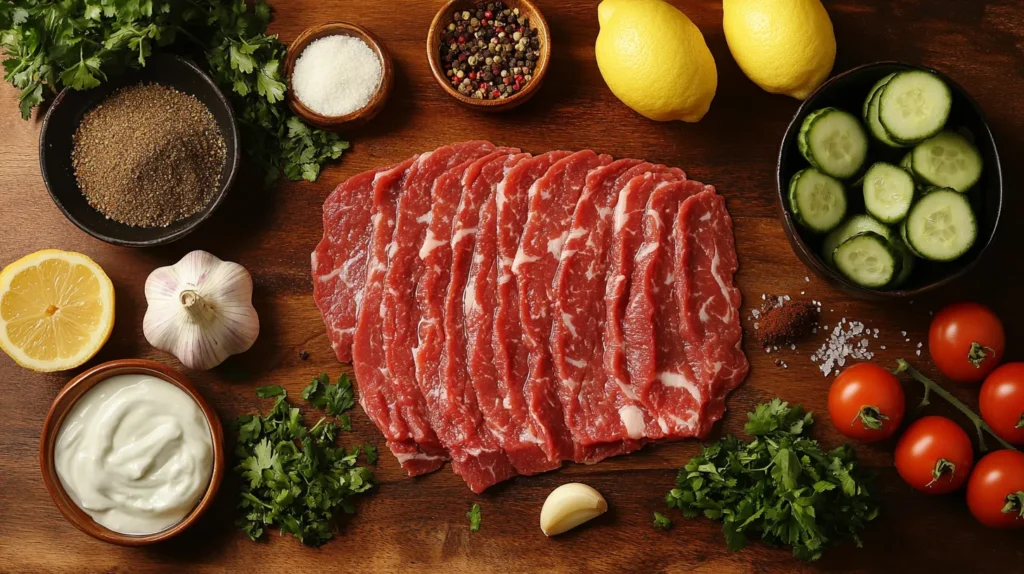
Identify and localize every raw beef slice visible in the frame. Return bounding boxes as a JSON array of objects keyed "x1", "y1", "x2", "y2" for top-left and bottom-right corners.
[
  {"x1": 452, "y1": 152, "x2": 531, "y2": 491},
  {"x1": 552, "y1": 159, "x2": 674, "y2": 451},
  {"x1": 312, "y1": 165, "x2": 393, "y2": 363},
  {"x1": 491, "y1": 151, "x2": 573, "y2": 475},
  {"x1": 352, "y1": 155, "x2": 448, "y2": 476},
  {"x1": 675, "y1": 191, "x2": 748, "y2": 437},
  {"x1": 414, "y1": 150, "x2": 519, "y2": 491},
  {"x1": 380, "y1": 142, "x2": 496, "y2": 480},
  {"x1": 603, "y1": 170, "x2": 686, "y2": 441},
  {"x1": 623, "y1": 179, "x2": 715, "y2": 438},
  {"x1": 512, "y1": 150, "x2": 613, "y2": 464}
]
